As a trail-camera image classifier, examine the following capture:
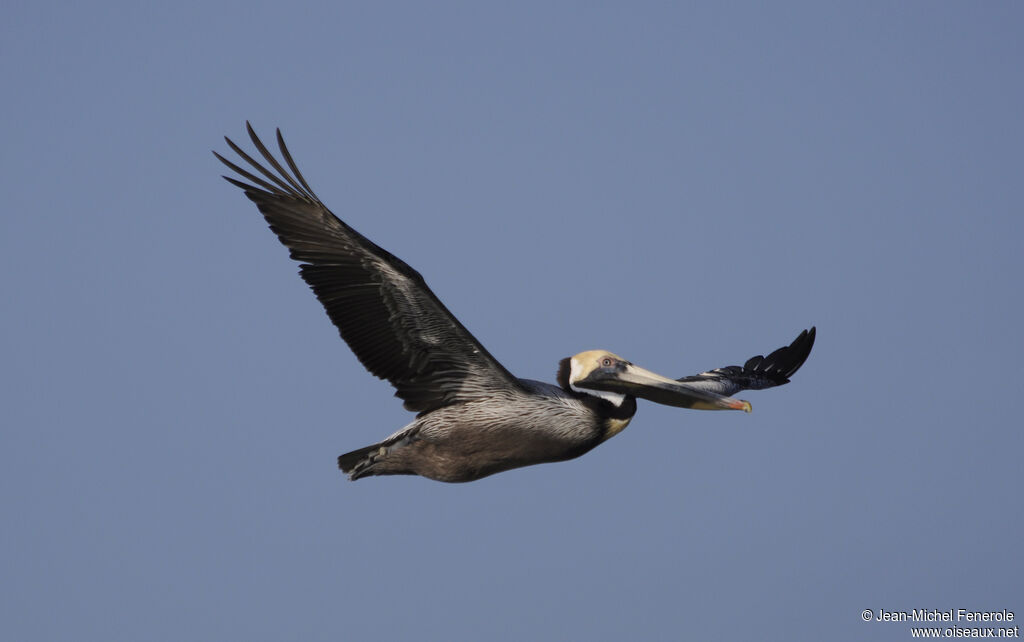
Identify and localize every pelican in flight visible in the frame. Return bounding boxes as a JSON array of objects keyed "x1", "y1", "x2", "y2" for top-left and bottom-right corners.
[{"x1": 216, "y1": 123, "x2": 815, "y2": 483}]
